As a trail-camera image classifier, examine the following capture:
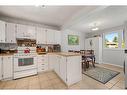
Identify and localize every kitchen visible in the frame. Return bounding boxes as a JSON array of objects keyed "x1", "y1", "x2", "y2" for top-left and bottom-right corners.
[{"x1": 0, "y1": 6, "x2": 126, "y2": 89}]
